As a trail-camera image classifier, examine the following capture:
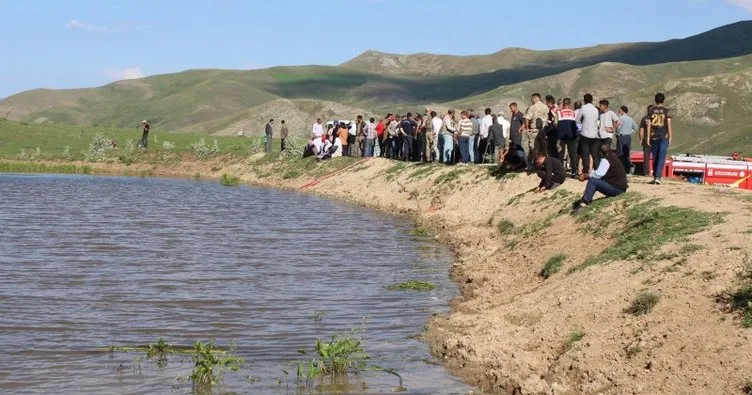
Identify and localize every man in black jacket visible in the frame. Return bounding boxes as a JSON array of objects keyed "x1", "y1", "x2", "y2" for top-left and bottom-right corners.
[
  {"x1": 573, "y1": 140, "x2": 628, "y2": 213},
  {"x1": 534, "y1": 152, "x2": 566, "y2": 192}
]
